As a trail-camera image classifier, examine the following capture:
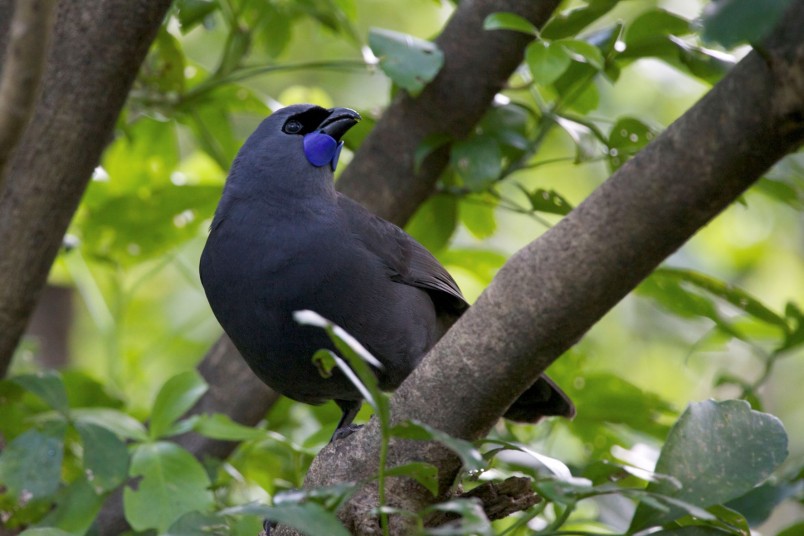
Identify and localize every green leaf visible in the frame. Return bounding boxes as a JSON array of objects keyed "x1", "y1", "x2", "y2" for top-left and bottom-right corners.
[
  {"x1": 752, "y1": 177, "x2": 804, "y2": 210},
  {"x1": 607, "y1": 117, "x2": 657, "y2": 171},
  {"x1": 702, "y1": 0, "x2": 793, "y2": 48},
  {"x1": 385, "y1": 461, "x2": 439, "y2": 496},
  {"x1": 390, "y1": 420, "x2": 485, "y2": 473},
  {"x1": 555, "y1": 115, "x2": 603, "y2": 163},
  {"x1": 779, "y1": 521, "x2": 804, "y2": 536},
  {"x1": 221, "y1": 502, "x2": 351, "y2": 536},
  {"x1": 623, "y1": 9, "x2": 692, "y2": 56},
  {"x1": 71, "y1": 408, "x2": 148, "y2": 441},
  {"x1": 0, "y1": 421, "x2": 66, "y2": 500},
  {"x1": 75, "y1": 421, "x2": 130, "y2": 492},
  {"x1": 175, "y1": 0, "x2": 218, "y2": 32},
  {"x1": 516, "y1": 184, "x2": 574, "y2": 216},
  {"x1": 149, "y1": 370, "x2": 208, "y2": 439},
  {"x1": 439, "y1": 249, "x2": 506, "y2": 287},
  {"x1": 139, "y1": 29, "x2": 186, "y2": 94},
  {"x1": 18, "y1": 529, "x2": 74, "y2": 536},
  {"x1": 123, "y1": 441, "x2": 214, "y2": 532},
  {"x1": 725, "y1": 479, "x2": 804, "y2": 526},
  {"x1": 368, "y1": 28, "x2": 444, "y2": 97},
  {"x1": 630, "y1": 400, "x2": 788, "y2": 531},
  {"x1": 12, "y1": 371, "x2": 69, "y2": 415},
  {"x1": 191, "y1": 412, "x2": 267, "y2": 441},
  {"x1": 459, "y1": 198, "x2": 497, "y2": 239},
  {"x1": 450, "y1": 135, "x2": 502, "y2": 190},
  {"x1": 39, "y1": 476, "x2": 105, "y2": 534},
  {"x1": 166, "y1": 511, "x2": 229, "y2": 536},
  {"x1": 558, "y1": 39, "x2": 605, "y2": 70},
  {"x1": 414, "y1": 133, "x2": 451, "y2": 173},
  {"x1": 541, "y1": 0, "x2": 620, "y2": 40},
  {"x1": 423, "y1": 498, "x2": 492, "y2": 536},
  {"x1": 483, "y1": 12, "x2": 538, "y2": 35},
  {"x1": 405, "y1": 194, "x2": 458, "y2": 252},
  {"x1": 526, "y1": 41, "x2": 572, "y2": 85}
]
